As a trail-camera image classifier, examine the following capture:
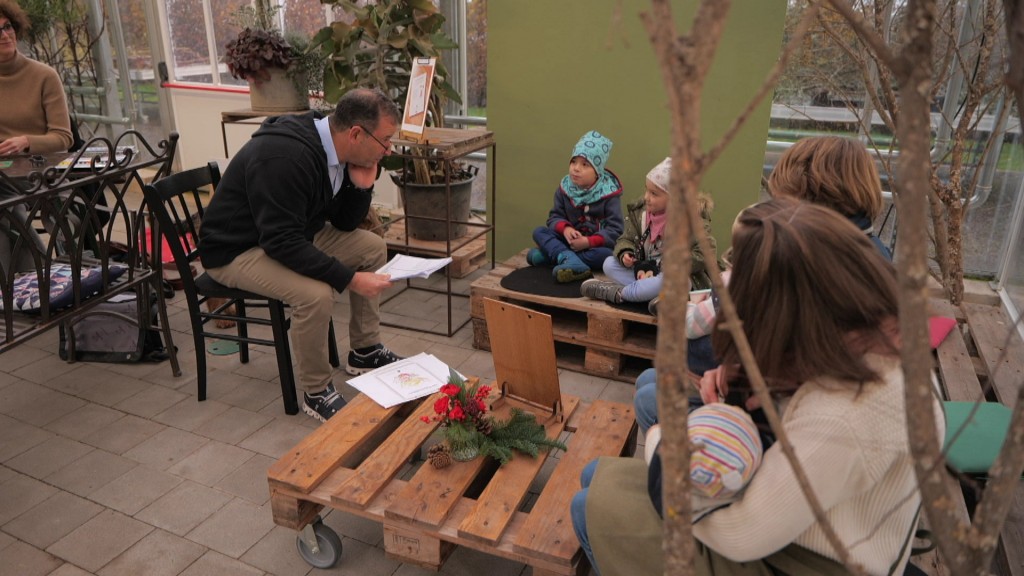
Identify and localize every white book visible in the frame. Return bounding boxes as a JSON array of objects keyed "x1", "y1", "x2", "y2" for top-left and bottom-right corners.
[
  {"x1": 346, "y1": 352, "x2": 455, "y2": 408},
  {"x1": 376, "y1": 253, "x2": 452, "y2": 281}
]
